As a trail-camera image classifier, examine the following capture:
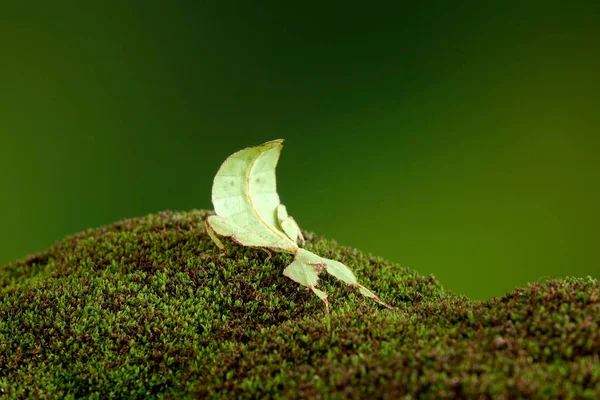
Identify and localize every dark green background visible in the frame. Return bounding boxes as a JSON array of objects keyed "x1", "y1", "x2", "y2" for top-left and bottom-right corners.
[{"x1": 1, "y1": 2, "x2": 598, "y2": 300}]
